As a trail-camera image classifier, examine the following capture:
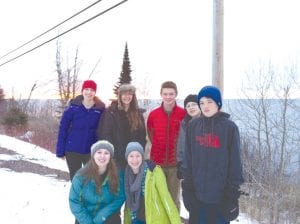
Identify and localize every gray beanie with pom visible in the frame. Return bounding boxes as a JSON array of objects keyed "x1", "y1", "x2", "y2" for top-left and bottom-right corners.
[{"x1": 91, "y1": 140, "x2": 114, "y2": 157}]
